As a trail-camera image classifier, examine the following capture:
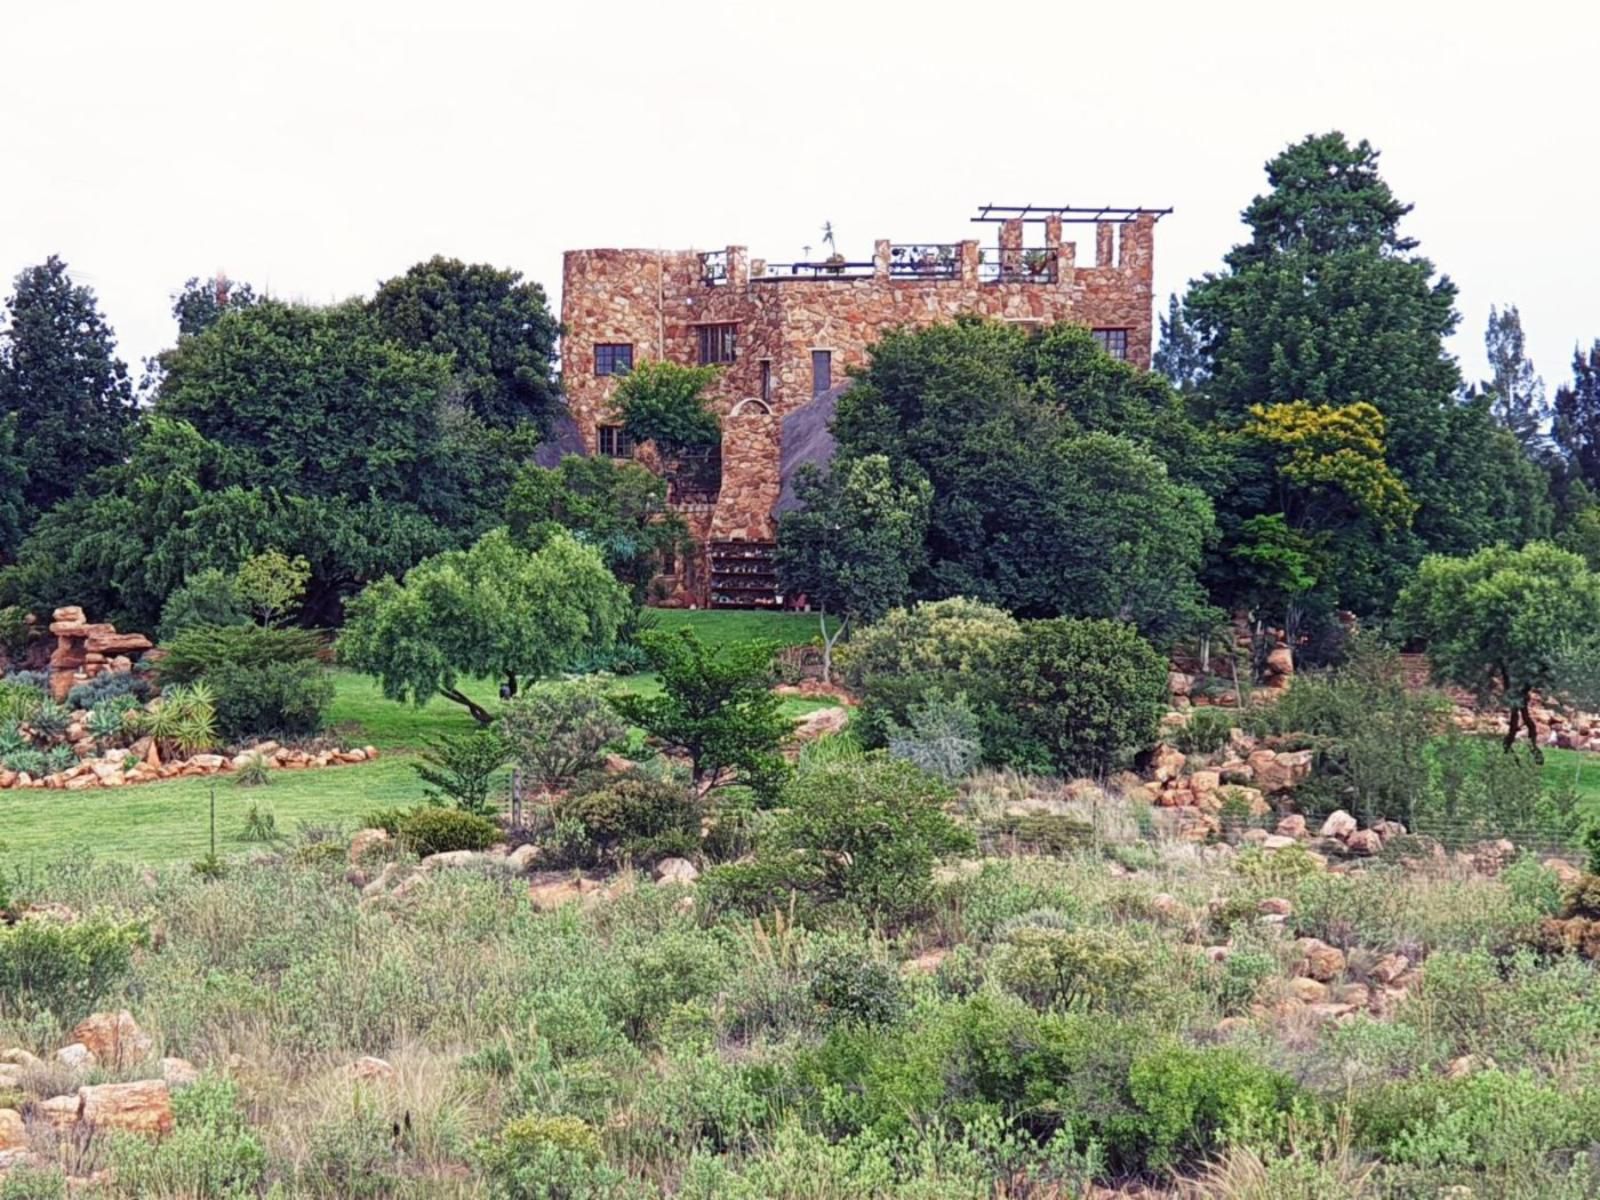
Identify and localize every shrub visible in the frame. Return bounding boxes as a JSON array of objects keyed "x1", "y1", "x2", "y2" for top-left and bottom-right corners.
[
  {"x1": 997, "y1": 617, "x2": 1169, "y2": 776},
  {"x1": 0, "y1": 914, "x2": 148, "y2": 1022},
  {"x1": 86, "y1": 698, "x2": 138, "y2": 743},
  {"x1": 158, "y1": 624, "x2": 331, "y2": 740},
  {"x1": 806, "y1": 937, "x2": 907, "y2": 1027},
  {"x1": 476, "y1": 1113, "x2": 618, "y2": 1200},
  {"x1": 562, "y1": 774, "x2": 697, "y2": 866},
  {"x1": 1124, "y1": 1044, "x2": 1295, "y2": 1170},
  {"x1": 134, "y1": 682, "x2": 219, "y2": 757},
  {"x1": 235, "y1": 754, "x2": 273, "y2": 789},
  {"x1": 66, "y1": 669, "x2": 151, "y2": 711},
  {"x1": 27, "y1": 699, "x2": 67, "y2": 740},
  {"x1": 500, "y1": 679, "x2": 627, "y2": 795},
  {"x1": 704, "y1": 758, "x2": 974, "y2": 924},
  {"x1": 106, "y1": 1076, "x2": 267, "y2": 1197},
  {"x1": 990, "y1": 924, "x2": 1156, "y2": 1013},
  {"x1": 885, "y1": 690, "x2": 982, "y2": 782},
  {"x1": 396, "y1": 806, "x2": 500, "y2": 856},
  {"x1": 0, "y1": 747, "x2": 45, "y2": 776},
  {"x1": 1174, "y1": 706, "x2": 1234, "y2": 755},
  {"x1": 840, "y1": 596, "x2": 1020, "y2": 690},
  {"x1": 0, "y1": 680, "x2": 43, "y2": 725},
  {"x1": 207, "y1": 659, "x2": 334, "y2": 740},
  {"x1": 413, "y1": 728, "x2": 510, "y2": 817},
  {"x1": 1426, "y1": 732, "x2": 1580, "y2": 849},
  {"x1": 157, "y1": 567, "x2": 250, "y2": 641}
]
